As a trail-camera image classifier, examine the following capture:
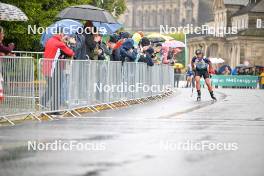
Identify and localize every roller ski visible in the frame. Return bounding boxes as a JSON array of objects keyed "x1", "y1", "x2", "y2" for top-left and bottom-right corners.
[{"x1": 197, "y1": 90, "x2": 201, "y2": 101}]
